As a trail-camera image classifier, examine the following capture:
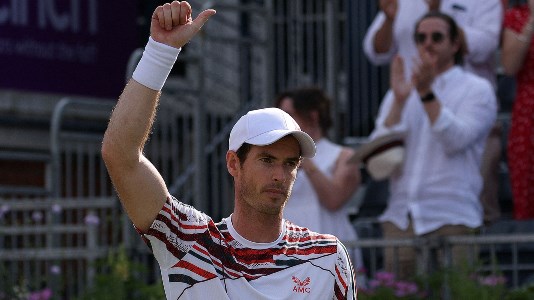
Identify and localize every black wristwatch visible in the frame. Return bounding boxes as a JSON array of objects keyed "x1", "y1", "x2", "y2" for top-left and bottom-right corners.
[{"x1": 420, "y1": 91, "x2": 436, "y2": 103}]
